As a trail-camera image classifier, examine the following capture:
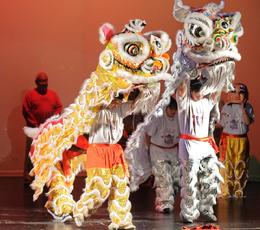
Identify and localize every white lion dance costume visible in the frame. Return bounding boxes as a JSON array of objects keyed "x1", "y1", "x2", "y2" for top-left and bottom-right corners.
[
  {"x1": 125, "y1": 0, "x2": 243, "y2": 224},
  {"x1": 25, "y1": 19, "x2": 172, "y2": 229},
  {"x1": 172, "y1": 0, "x2": 244, "y2": 223}
]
